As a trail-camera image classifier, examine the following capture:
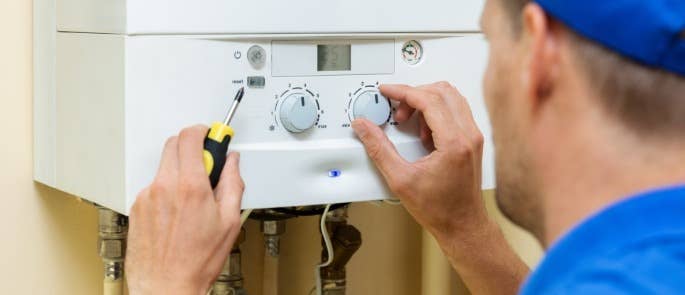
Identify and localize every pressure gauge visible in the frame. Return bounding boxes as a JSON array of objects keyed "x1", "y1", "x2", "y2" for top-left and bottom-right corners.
[{"x1": 401, "y1": 40, "x2": 423, "y2": 65}]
